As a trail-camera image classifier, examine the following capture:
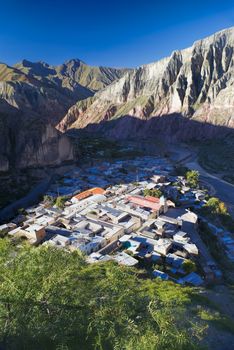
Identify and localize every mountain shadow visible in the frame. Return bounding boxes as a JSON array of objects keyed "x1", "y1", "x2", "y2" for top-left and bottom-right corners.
[{"x1": 66, "y1": 113, "x2": 234, "y2": 143}]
